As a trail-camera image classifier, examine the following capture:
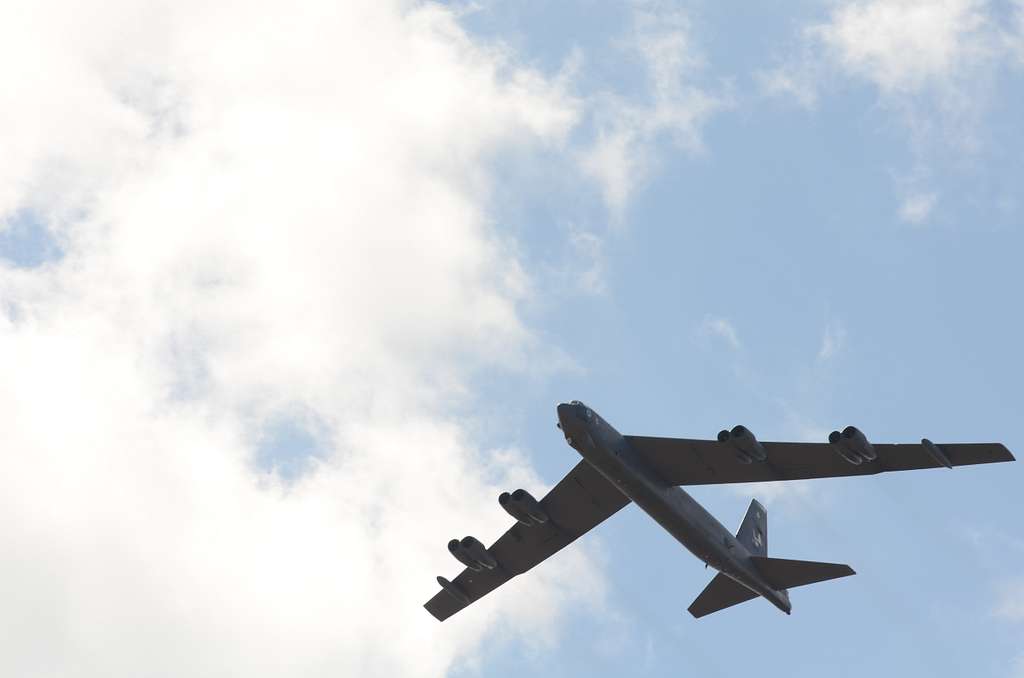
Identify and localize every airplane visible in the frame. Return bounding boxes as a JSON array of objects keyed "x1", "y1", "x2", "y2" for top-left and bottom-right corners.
[{"x1": 424, "y1": 401, "x2": 1016, "y2": 621}]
